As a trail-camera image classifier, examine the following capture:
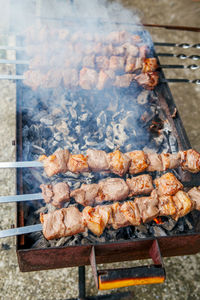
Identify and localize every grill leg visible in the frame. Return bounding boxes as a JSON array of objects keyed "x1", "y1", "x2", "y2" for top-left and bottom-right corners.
[{"x1": 78, "y1": 266, "x2": 86, "y2": 300}]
